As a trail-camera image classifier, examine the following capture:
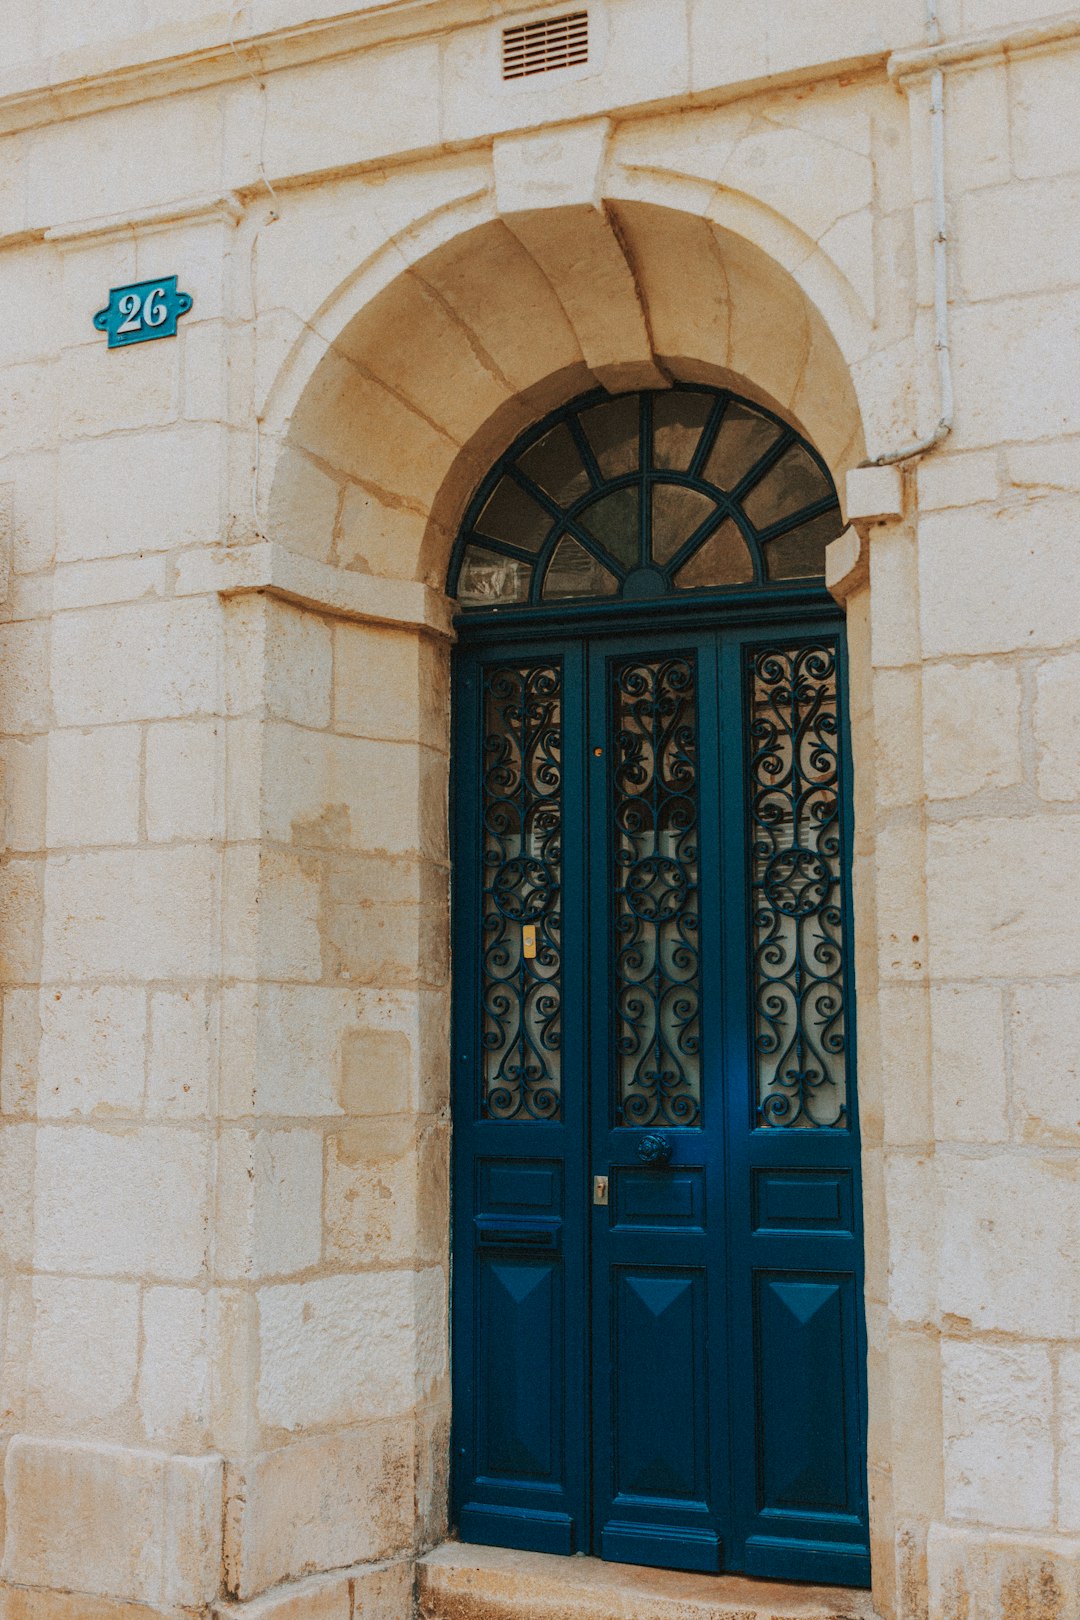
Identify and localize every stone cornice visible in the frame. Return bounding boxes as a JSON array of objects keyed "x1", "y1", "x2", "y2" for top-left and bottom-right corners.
[
  {"x1": 0, "y1": 0, "x2": 538, "y2": 135},
  {"x1": 889, "y1": 4, "x2": 1080, "y2": 80}
]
